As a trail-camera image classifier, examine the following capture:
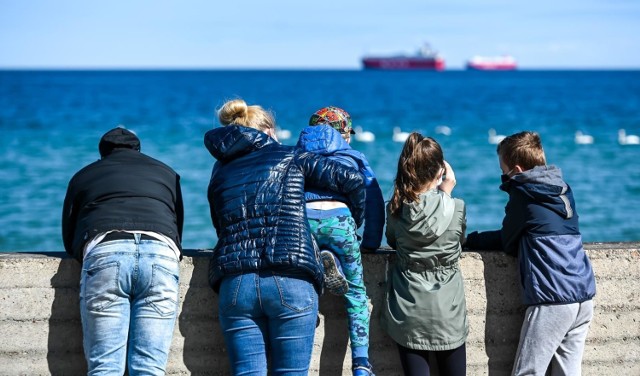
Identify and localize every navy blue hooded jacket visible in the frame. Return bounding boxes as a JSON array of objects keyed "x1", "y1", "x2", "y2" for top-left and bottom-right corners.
[
  {"x1": 297, "y1": 125, "x2": 385, "y2": 250},
  {"x1": 204, "y1": 125, "x2": 366, "y2": 293},
  {"x1": 466, "y1": 165, "x2": 596, "y2": 306}
]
